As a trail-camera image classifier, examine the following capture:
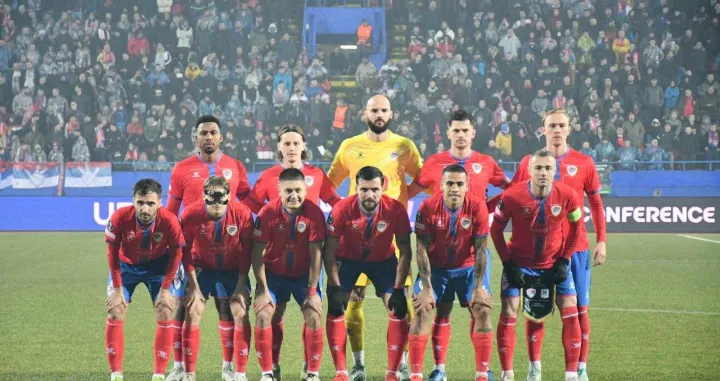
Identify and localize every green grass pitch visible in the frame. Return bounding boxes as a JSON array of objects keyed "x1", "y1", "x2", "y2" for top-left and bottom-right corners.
[{"x1": 1, "y1": 233, "x2": 719, "y2": 380}]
